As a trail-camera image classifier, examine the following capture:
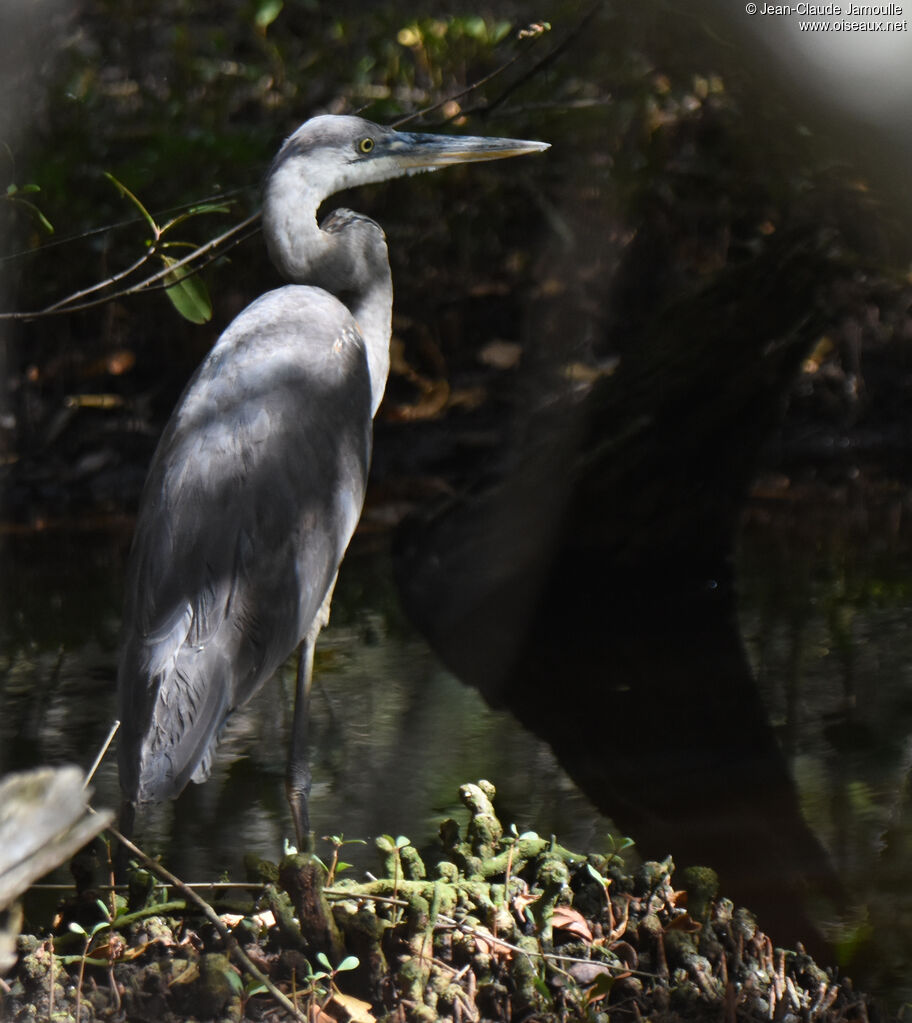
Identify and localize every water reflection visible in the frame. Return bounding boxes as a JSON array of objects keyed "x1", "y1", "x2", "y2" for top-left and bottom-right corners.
[
  {"x1": 0, "y1": 524, "x2": 125, "y2": 779},
  {"x1": 0, "y1": 528, "x2": 615, "y2": 882},
  {"x1": 738, "y1": 483, "x2": 912, "y2": 1002}
]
